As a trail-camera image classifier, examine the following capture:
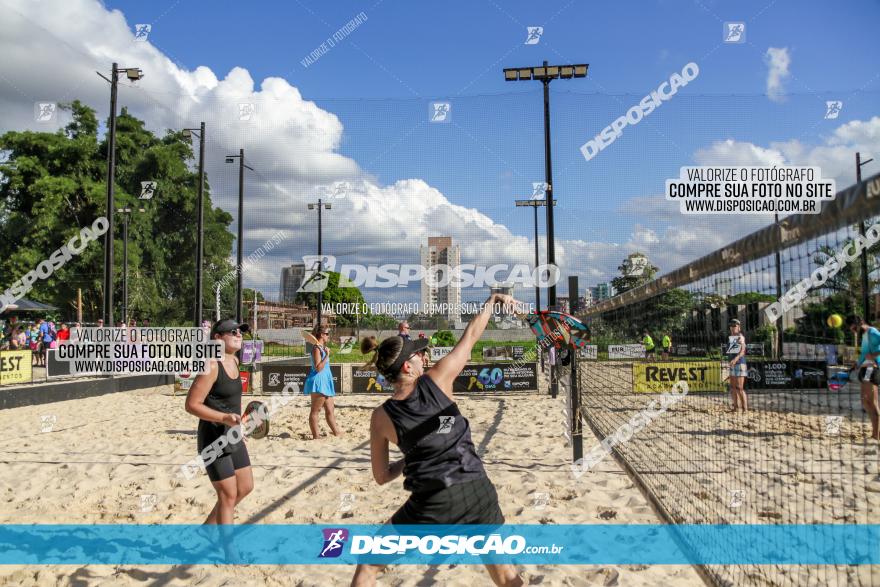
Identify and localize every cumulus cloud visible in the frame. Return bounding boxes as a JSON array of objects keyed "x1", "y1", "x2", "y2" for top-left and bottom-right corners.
[
  {"x1": 764, "y1": 47, "x2": 791, "y2": 103},
  {"x1": 0, "y1": 0, "x2": 554, "y2": 302}
]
